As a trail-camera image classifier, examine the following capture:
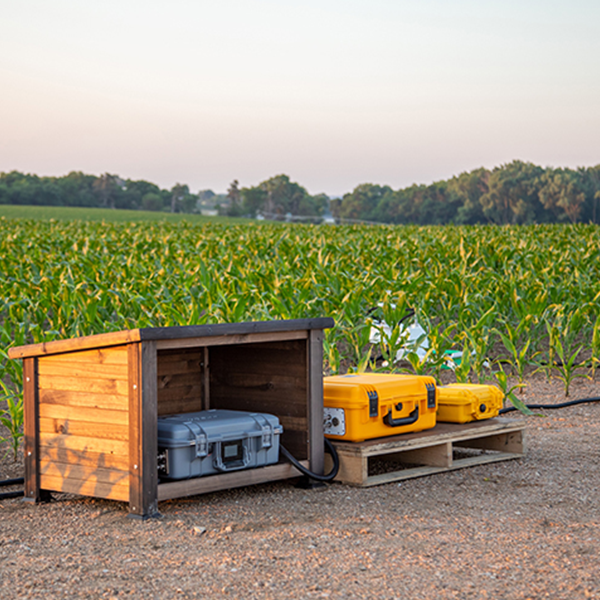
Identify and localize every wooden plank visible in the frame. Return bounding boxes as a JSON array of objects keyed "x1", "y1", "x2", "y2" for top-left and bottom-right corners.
[
  {"x1": 40, "y1": 432, "x2": 129, "y2": 455},
  {"x1": 38, "y1": 374, "x2": 129, "y2": 396},
  {"x1": 158, "y1": 372, "x2": 203, "y2": 389},
  {"x1": 452, "y1": 452, "x2": 524, "y2": 468},
  {"x1": 38, "y1": 361, "x2": 128, "y2": 381},
  {"x1": 157, "y1": 354, "x2": 202, "y2": 376},
  {"x1": 39, "y1": 403, "x2": 129, "y2": 426},
  {"x1": 209, "y1": 393, "x2": 308, "y2": 418},
  {"x1": 142, "y1": 317, "x2": 332, "y2": 342},
  {"x1": 155, "y1": 330, "x2": 308, "y2": 350},
  {"x1": 40, "y1": 461, "x2": 129, "y2": 486},
  {"x1": 379, "y1": 442, "x2": 452, "y2": 468},
  {"x1": 308, "y1": 329, "x2": 324, "y2": 476},
  {"x1": 363, "y1": 452, "x2": 524, "y2": 487},
  {"x1": 8, "y1": 318, "x2": 334, "y2": 359},
  {"x1": 39, "y1": 445, "x2": 130, "y2": 471},
  {"x1": 330, "y1": 419, "x2": 526, "y2": 486},
  {"x1": 277, "y1": 415, "x2": 308, "y2": 431},
  {"x1": 39, "y1": 418, "x2": 129, "y2": 441},
  {"x1": 454, "y1": 430, "x2": 524, "y2": 454},
  {"x1": 23, "y1": 358, "x2": 41, "y2": 502},
  {"x1": 333, "y1": 418, "x2": 526, "y2": 457},
  {"x1": 157, "y1": 397, "x2": 204, "y2": 417},
  {"x1": 40, "y1": 474, "x2": 129, "y2": 502},
  {"x1": 157, "y1": 461, "x2": 309, "y2": 501},
  {"x1": 364, "y1": 465, "x2": 448, "y2": 487},
  {"x1": 39, "y1": 346, "x2": 128, "y2": 366},
  {"x1": 203, "y1": 347, "x2": 210, "y2": 410},
  {"x1": 39, "y1": 389, "x2": 128, "y2": 411},
  {"x1": 8, "y1": 331, "x2": 141, "y2": 359},
  {"x1": 210, "y1": 345, "x2": 307, "y2": 377},
  {"x1": 210, "y1": 371, "x2": 306, "y2": 390},
  {"x1": 328, "y1": 452, "x2": 367, "y2": 486},
  {"x1": 128, "y1": 341, "x2": 159, "y2": 518},
  {"x1": 157, "y1": 348, "x2": 203, "y2": 362},
  {"x1": 156, "y1": 385, "x2": 203, "y2": 402}
]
